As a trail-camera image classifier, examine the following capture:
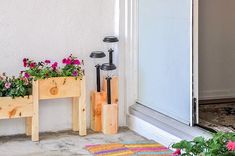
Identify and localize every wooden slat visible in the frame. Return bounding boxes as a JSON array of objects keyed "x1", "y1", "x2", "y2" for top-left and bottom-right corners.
[
  {"x1": 90, "y1": 91, "x2": 106, "y2": 132},
  {"x1": 103, "y1": 76, "x2": 118, "y2": 104},
  {"x1": 38, "y1": 77, "x2": 81, "y2": 100},
  {"x1": 32, "y1": 80, "x2": 39, "y2": 141},
  {"x1": 25, "y1": 117, "x2": 32, "y2": 136},
  {"x1": 0, "y1": 96, "x2": 33, "y2": 119},
  {"x1": 79, "y1": 76, "x2": 87, "y2": 136},
  {"x1": 72, "y1": 97, "x2": 79, "y2": 131},
  {"x1": 102, "y1": 104, "x2": 118, "y2": 134}
]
